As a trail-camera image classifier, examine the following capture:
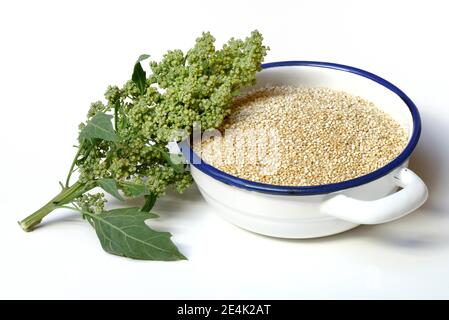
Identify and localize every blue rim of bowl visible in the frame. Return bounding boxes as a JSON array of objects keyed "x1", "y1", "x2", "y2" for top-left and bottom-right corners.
[{"x1": 179, "y1": 61, "x2": 421, "y2": 195}]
